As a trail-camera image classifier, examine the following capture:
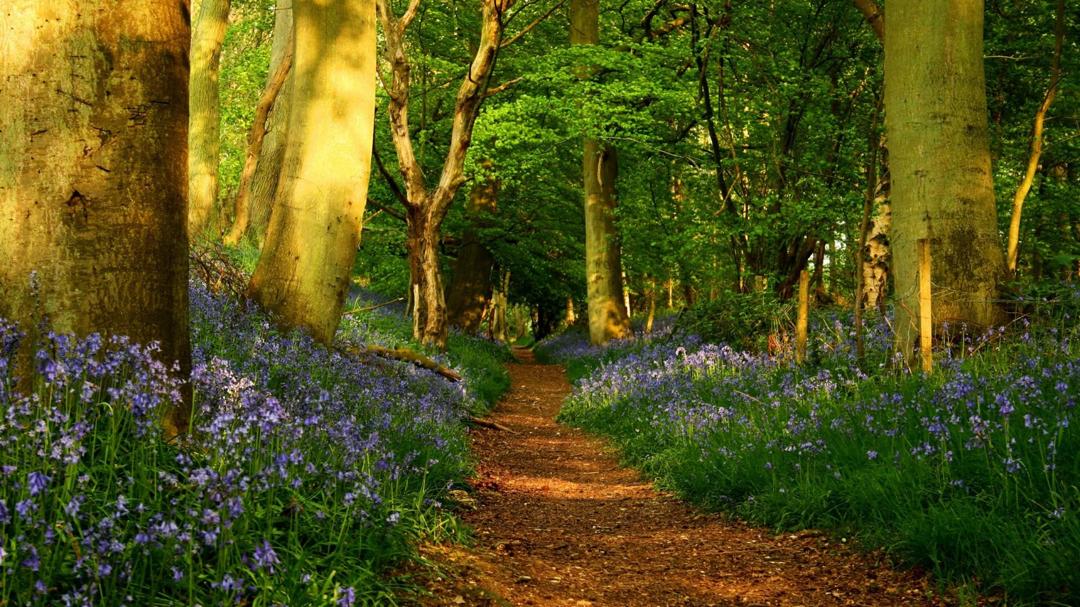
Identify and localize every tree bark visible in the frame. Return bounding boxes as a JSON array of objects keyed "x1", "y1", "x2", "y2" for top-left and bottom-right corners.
[
  {"x1": 0, "y1": 0, "x2": 191, "y2": 436},
  {"x1": 885, "y1": 0, "x2": 1005, "y2": 358},
  {"x1": 223, "y1": 32, "x2": 293, "y2": 246},
  {"x1": 1005, "y1": 0, "x2": 1064, "y2": 275},
  {"x1": 446, "y1": 176, "x2": 498, "y2": 333},
  {"x1": 376, "y1": 0, "x2": 508, "y2": 349},
  {"x1": 234, "y1": 0, "x2": 294, "y2": 247},
  {"x1": 247, "y1": 0, "x2": 377, "y2": 345},
  {"x1": 187, "y1": 0, "x2": 231, "y2": 238},
  {"x1": 572, "y1": 0, "x2": 631, "y2": 346}
]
